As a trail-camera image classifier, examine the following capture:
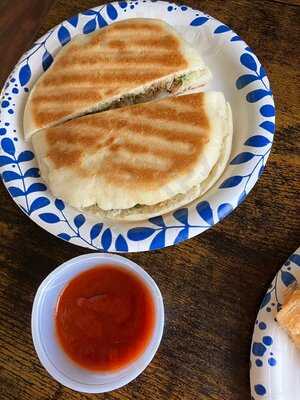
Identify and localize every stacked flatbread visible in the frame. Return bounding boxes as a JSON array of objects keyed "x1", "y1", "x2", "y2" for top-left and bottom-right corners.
[{"x1": 24, "y1": 18, "x2": 233, "y2": 221}]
